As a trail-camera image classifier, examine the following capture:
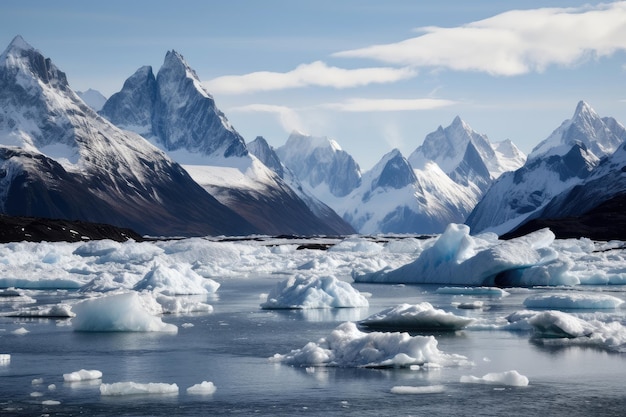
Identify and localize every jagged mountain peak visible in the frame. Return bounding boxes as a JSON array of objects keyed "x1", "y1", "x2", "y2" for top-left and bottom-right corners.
[
  {"x1": 101, "y1": 48, "x2": 248, "y2": 158},
  {"x1": 371, "y1": 149, "x2": 417, "y2": 191},
  {"x1": 1, "y1": 35, "x2": 33, "y2": 57},
  {"x1": 277, "y1": 132, "x2": 361, "y2": 198},
  {"x1": 530, "y1": 100, "x2": 625, "y2": 160},
  {"x1": 0, "y1": 35, "x2": 70, "y2": 92},
  {"x1": 409, "y1": 116, "x2": 494, "y2": 176}
]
